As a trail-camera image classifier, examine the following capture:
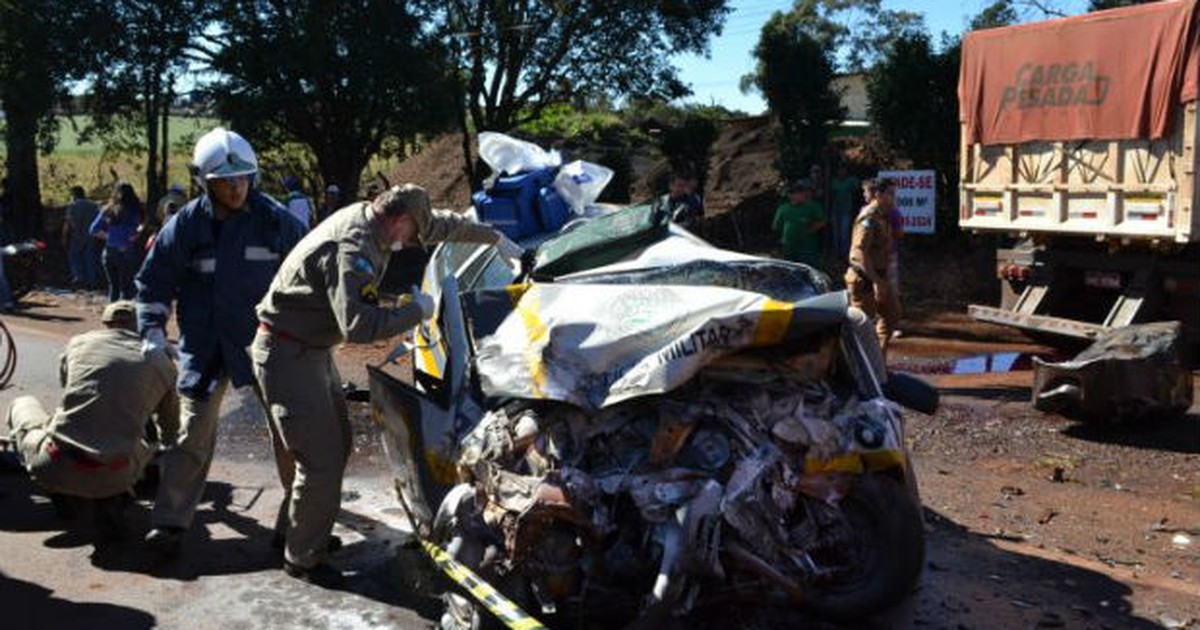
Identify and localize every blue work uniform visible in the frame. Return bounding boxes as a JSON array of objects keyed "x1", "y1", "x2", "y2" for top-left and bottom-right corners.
[
  {"x1": 136, "y1": 190, "x2": 306, "y2": 395},
  {"x1": 135, "y1": 189, "x2": 305, "y2": 531}
]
